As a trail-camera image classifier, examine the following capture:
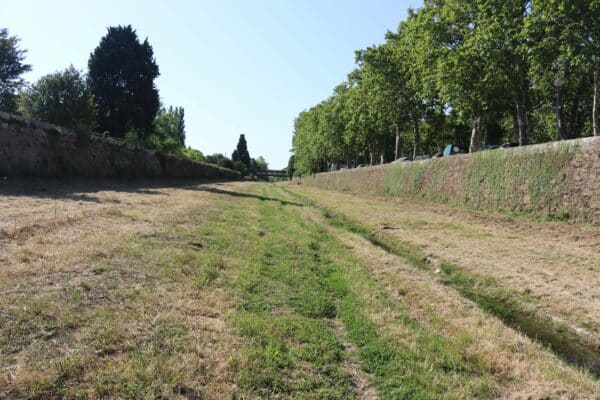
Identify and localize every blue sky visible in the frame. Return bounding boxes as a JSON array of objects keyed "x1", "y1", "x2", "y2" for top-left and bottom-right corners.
[{"x1": 4, "y1": 0, "x2": 420, "y2": 168}]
